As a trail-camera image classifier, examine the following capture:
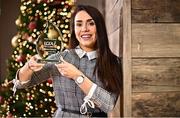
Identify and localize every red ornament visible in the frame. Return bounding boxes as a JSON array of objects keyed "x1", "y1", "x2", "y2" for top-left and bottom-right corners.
[
  {"x1": 28, "y1": 21, "x2": 37, "y2": 31},
  {"x1": 43, "y1": 0, "x2": 49, "y2": 3},
  {"x1": 16, "y1": 55, "x2": 26, "y2": 62},
  {"x1": 47, "y1": 79, "x2": 52, "y2": 84},
  {"x1": 50, "y1": 0, "x2": 61, "y2": 5},
  {"x1": 6, "y1": 112, "x2": 13, "y2": 118},
  {"x1": 28, "y1": 36, "x2": 35, "y2": 42},
  {"x1": 27, "y1": 95, "x2": 32, "y2": 100},
  {"x1": 0, "y1": 96, "x2": 4, "y2": 104},
  {"x1": 22, "y1": 33, "x2": 29, "y2": 40}
]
